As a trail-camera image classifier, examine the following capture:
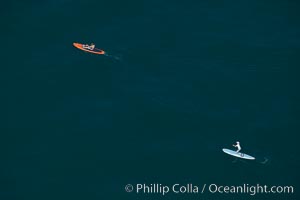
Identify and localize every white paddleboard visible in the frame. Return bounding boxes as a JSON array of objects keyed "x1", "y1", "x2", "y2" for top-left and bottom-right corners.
[{"x1": 222, "y1": 148, "x2": 255, "y2": 160}]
